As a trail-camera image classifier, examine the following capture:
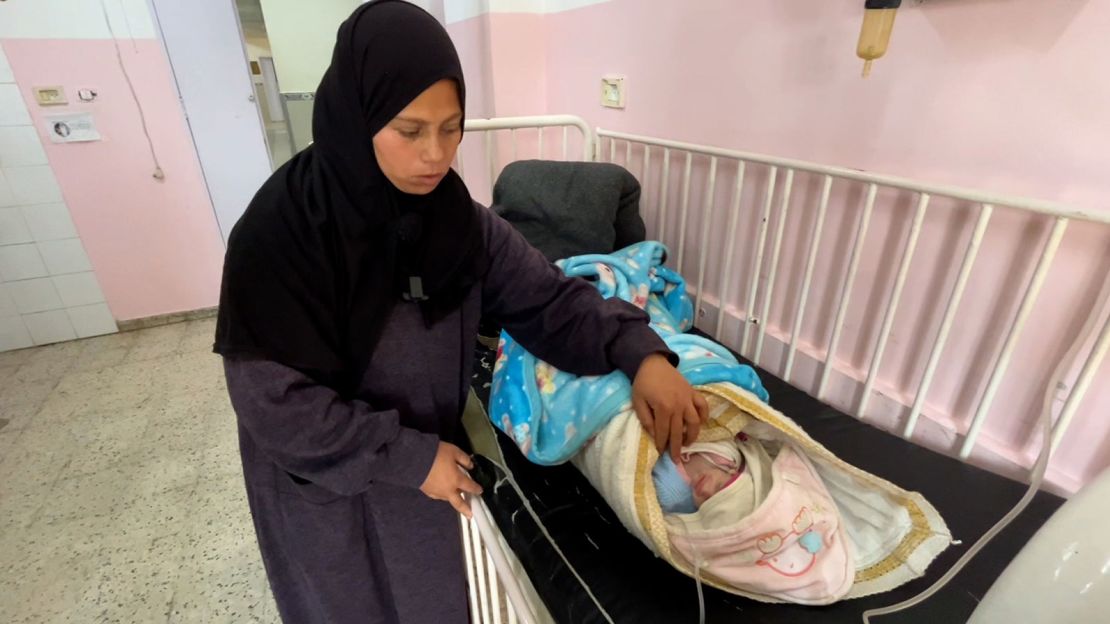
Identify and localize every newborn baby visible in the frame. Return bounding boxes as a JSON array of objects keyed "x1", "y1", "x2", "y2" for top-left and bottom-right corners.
[{"x1": 652, "y1": 440, "x2": 746, "y2": 514}]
